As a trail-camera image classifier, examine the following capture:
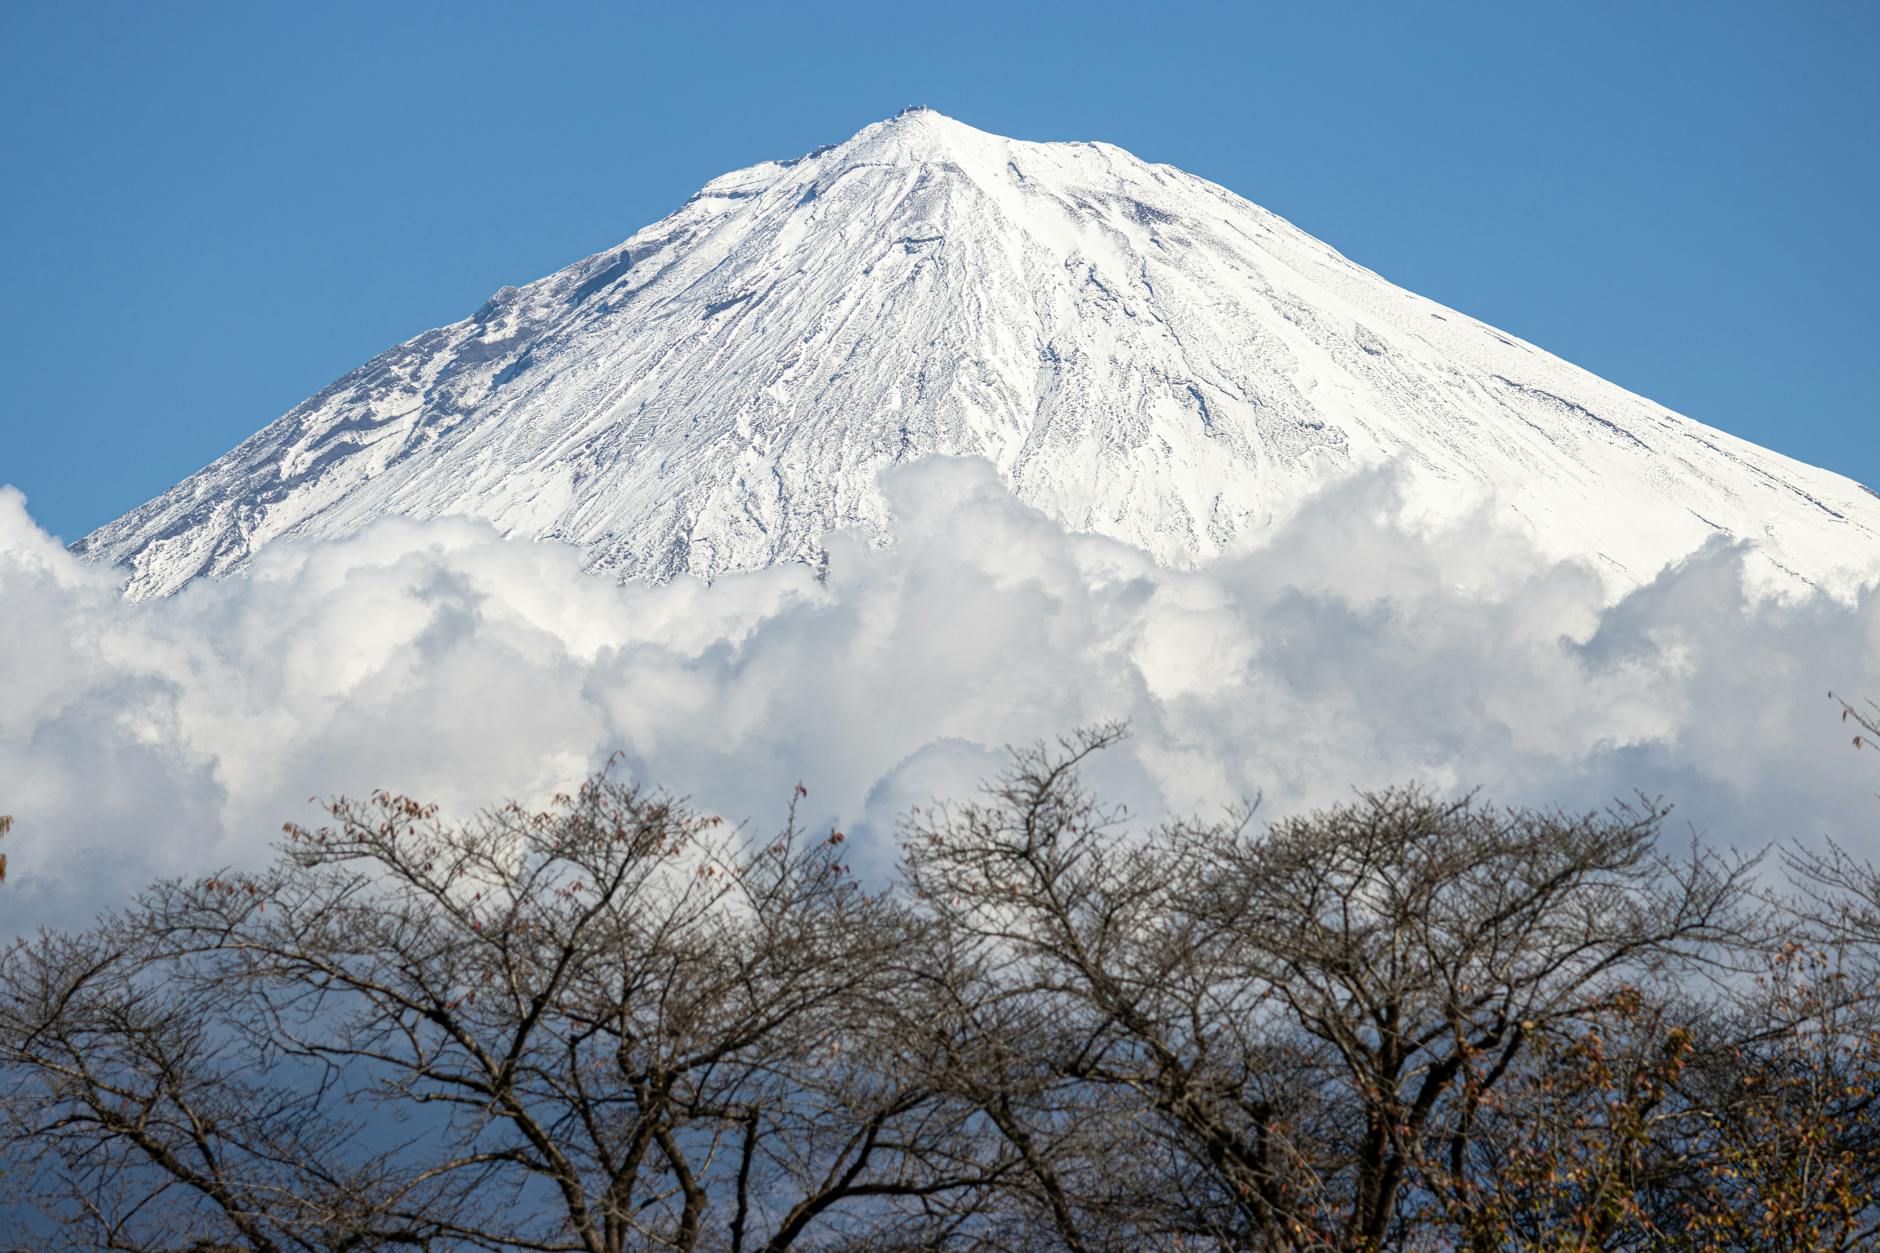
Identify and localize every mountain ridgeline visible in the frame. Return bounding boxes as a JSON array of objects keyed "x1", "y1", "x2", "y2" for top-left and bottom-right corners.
[{"x1": 76, "y1": 108, "x2": 1880, "y2": 599}]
